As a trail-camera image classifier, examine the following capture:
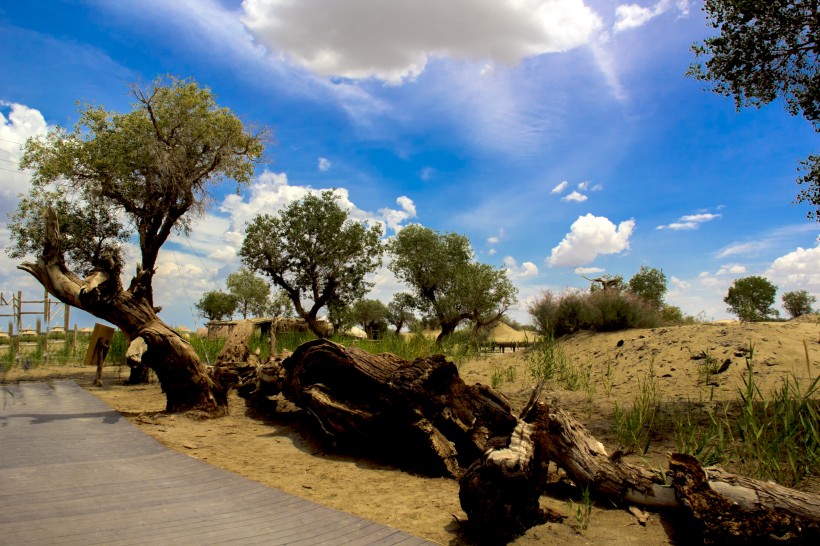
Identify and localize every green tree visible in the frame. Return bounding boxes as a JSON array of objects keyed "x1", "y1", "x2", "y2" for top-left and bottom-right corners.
[
  {"x1": 387, "y1": 292, "x2": 416, "y2": 334},
  {"x1": 195, "y1": 290, "x2": 238, "y2": 321},
  {"x1": 689, "y1": 0, "x2": 820, "y2": 220},
  {"x1": 226, "y1": 268, "x2": 271, "y2": 319},
  {"x1": 239, "y1": 191, "x2": 384, "y2": 337},
  {"x1": 352, "y1": 299, "x2": 390, "y2": 339},
  {"x1": 9, "y1": 76, "x2": 264, "y2": 413},
  {"x1": 628, "y1": 266, "x2": 668, "y2": 310},
  {"x1": 388, "y1": 225, "x2": 517, "y2": 341},
  {"x1": 724, "y1": 276, "x2": 779, "y2": 321},
  {"x1": 327, "y1": 300, "x2": 355, "y2": 335},
  {"x1": 266, "y1": 289, "x2": 293, "y2": 318},
  {"x1": 781, "y1": 289, "x2": 817, "y2": 318}
]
